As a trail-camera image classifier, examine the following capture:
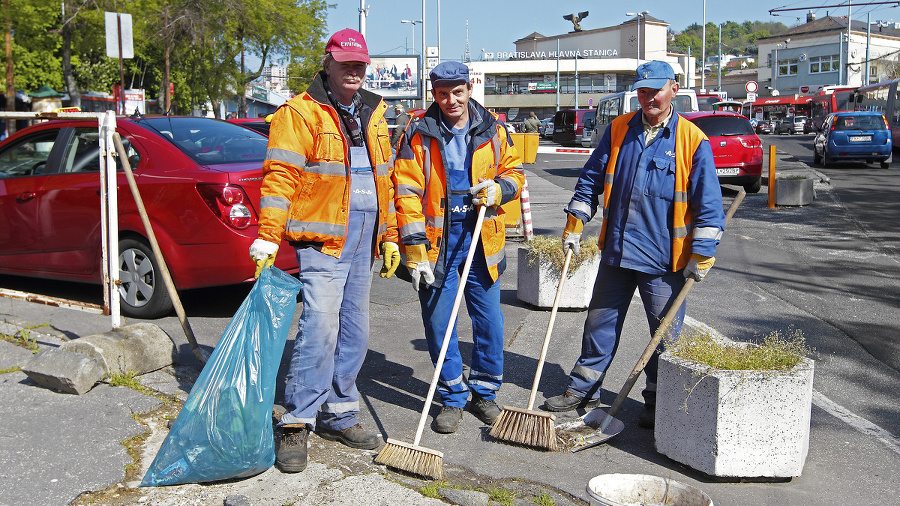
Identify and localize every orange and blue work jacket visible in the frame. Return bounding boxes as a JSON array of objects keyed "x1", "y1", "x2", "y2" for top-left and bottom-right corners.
[
  {"x1": 257, "y1": 72, "x2": 398, "y2": 257},
  {"x1": 566, "y1": 110, "x2": 725, "y2": 273},
  {"x1": 393, "y1": 100, "x2": 524, "y2": 286}
]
